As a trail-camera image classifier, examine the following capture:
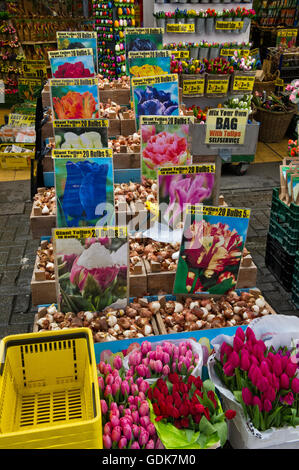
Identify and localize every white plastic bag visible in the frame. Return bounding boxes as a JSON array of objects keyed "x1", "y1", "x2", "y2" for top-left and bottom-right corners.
[
  {"x1": 123, "y1": 338, "x2": 203, "y2": 385},
  {"x1": 207, "y1": 314, "x2": 299, "y2": 449}
]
